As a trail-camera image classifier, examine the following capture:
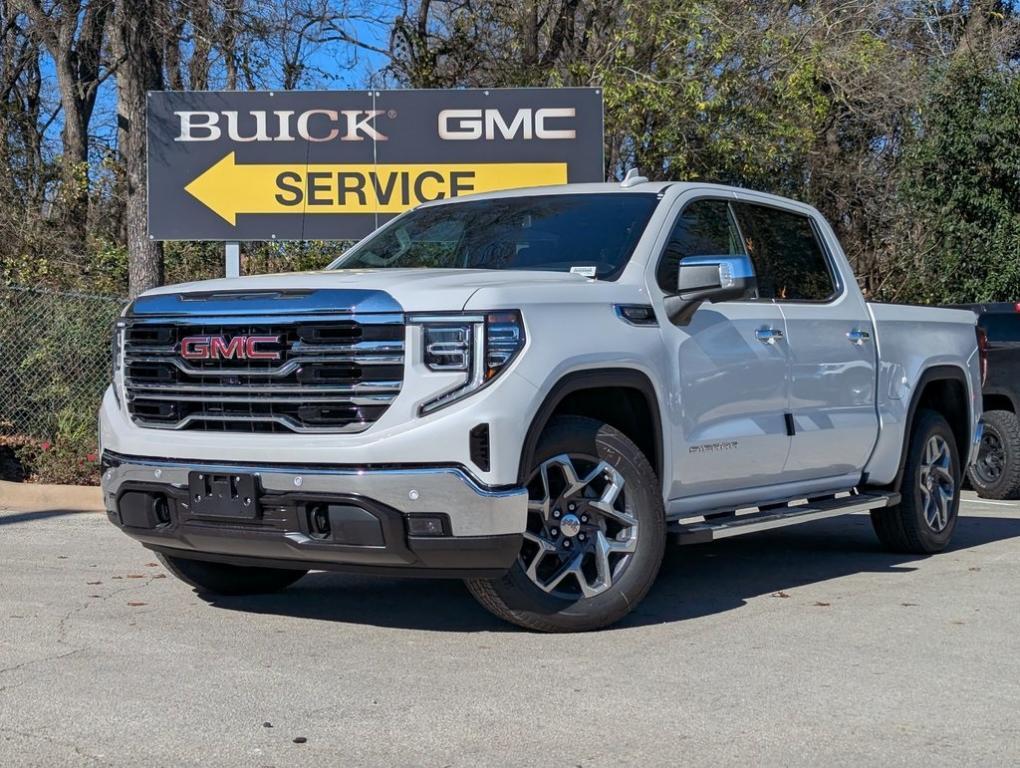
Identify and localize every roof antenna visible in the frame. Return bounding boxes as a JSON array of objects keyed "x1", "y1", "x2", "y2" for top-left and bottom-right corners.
[{"x1": 620, "y1": 167, "x2": 648, "y2": 188}]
